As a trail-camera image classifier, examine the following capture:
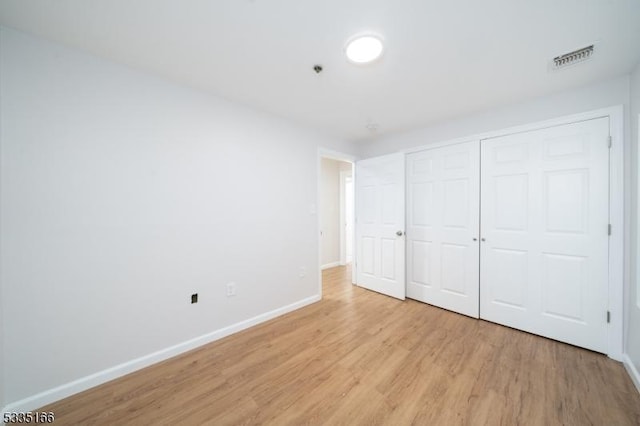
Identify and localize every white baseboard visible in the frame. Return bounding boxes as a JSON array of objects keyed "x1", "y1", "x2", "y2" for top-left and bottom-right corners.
[
  {"x1": 321, "y1": 261, "x2": 341, "y2": 270},
  {"x1": 1, "y1": 294, "x2": 321, "y2": 415},
  {"x1": 623, "y1": 354, "x2": 640, "y2": 395}
]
